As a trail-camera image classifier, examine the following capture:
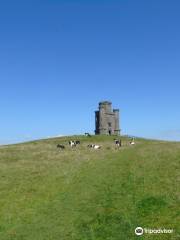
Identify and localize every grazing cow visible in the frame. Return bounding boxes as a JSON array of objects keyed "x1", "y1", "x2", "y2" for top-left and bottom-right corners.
[
  {"x1": 85, "y1": 132, "x2": 91, "y2": 137},
  {"x1": 69, "y1": 140, "x2": 76, "y2": 147},
  {"x1": 114, "y1": 139, "x2": 122, "y2": 148},
  {"x1": 57, "y1": 144, "x2": 65, "y2": 149},
  {"x1": 87, "y1": 144, "x2": 101, "y2": 149},
  {"x1": 130, "y1": 138, "x2": 135, "y2": 145},
  {"x1": 75, "y1": 140, "x2": 80, "y2": 145}
]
